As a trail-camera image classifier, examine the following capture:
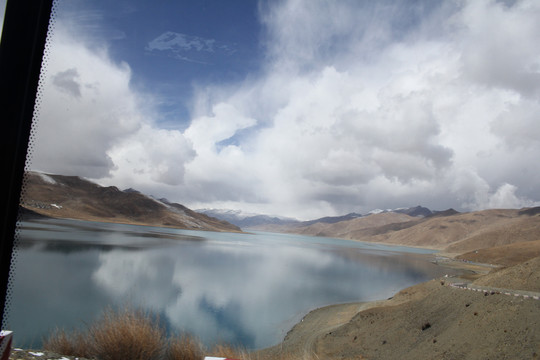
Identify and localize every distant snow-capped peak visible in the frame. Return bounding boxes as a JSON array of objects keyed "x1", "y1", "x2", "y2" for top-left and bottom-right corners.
[{"x1": 196, "y1": 208, "x2": 260, "y2": 220}]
